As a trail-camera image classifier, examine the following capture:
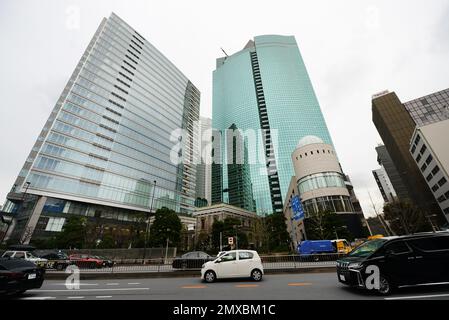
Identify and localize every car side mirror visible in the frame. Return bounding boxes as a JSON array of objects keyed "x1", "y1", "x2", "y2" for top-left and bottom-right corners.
[{"x1": 215, "y1": 258, "x2": 222, "y2": 263}]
